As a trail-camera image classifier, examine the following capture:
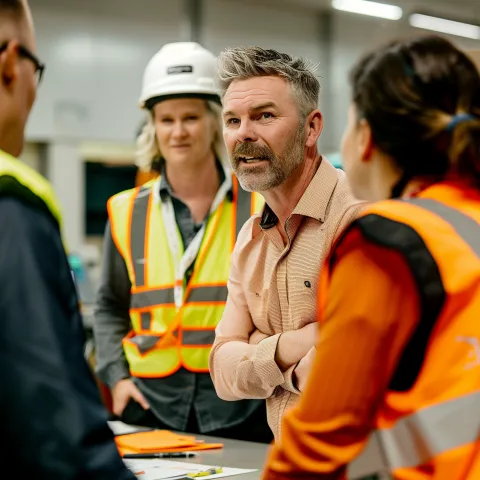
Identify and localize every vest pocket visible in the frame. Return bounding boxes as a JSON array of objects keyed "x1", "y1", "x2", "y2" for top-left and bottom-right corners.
[{"x1": 124, "y1": 330, "x2": 177, "y2": 354}]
